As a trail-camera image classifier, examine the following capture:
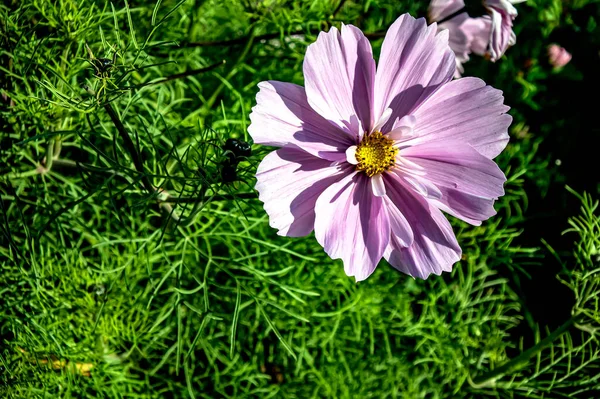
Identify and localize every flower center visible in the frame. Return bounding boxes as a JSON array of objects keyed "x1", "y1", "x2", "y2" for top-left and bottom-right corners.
[{"x1": 355, "y1": 132, "x2": 398, "y2": 177}]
